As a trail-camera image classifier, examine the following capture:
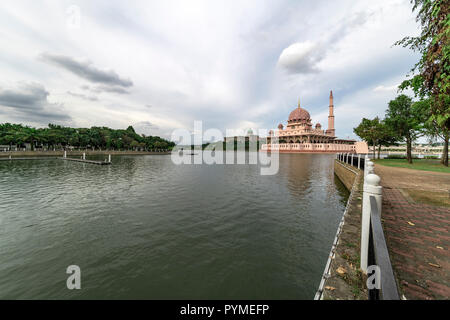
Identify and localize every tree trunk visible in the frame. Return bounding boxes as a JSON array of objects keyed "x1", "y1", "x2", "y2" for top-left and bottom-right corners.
[
  {"x1": 372, "y1": 140, "x2": 376, "y2": 159},
  {"x1": 377, "y1": 144, "x2": 381, "y2": 159},
  {"x1": 441, "y1": 132, "x2": 449, "y2": 167},
  {"x1": 406, "y1": 136, "x2": 412, "y2": 164}
]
